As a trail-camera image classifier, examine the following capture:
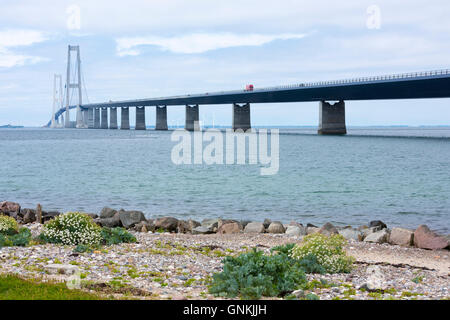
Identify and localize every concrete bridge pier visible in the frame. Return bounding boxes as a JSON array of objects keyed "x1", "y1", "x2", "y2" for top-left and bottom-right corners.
[
  {"x1": 185, "y1": 104, "x2": 200, "y2": 131},
  {"x1": 82, "y1": 109, "x2": 89, "y2": 128},
  {"x1": 318, "y1": 100, "x2": 347, "y2": 135},
  {"x1": 109, "y1": 107, "x2": 118, "y2": 129},
  {"x1": 232, "y1": 103, "x2": 251, "y2": 132},
  {"x1": 135, "y1": 106, "x2": 146, "y2": 130},
  {"x1": 76, "y1": 106, "x2": 84, "y2": 128},
  {"x1": 94, "y1": 108, "x2": 100, "y2": 129},
  {"x1": 121, "y1": 107, "x2": 130, "y2": 130},
  {"x1": 155, "y1": 106, "x2": 168, "y2": 130},
  {"x1": 87, "y1": 108, "x2": 94, "y2": 129},
  {"x1": 101, "y1": 107, "x2": 108, "y2": 129}
]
